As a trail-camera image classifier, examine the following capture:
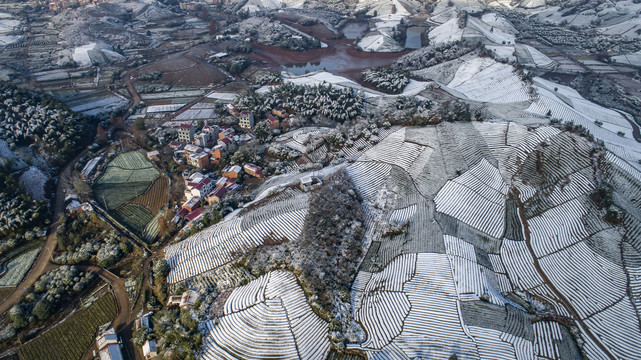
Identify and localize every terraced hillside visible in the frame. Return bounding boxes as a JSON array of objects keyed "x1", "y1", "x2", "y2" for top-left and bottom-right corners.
[{"x1": 166, "y1": 122, "x2": 641, "y2": 359}]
